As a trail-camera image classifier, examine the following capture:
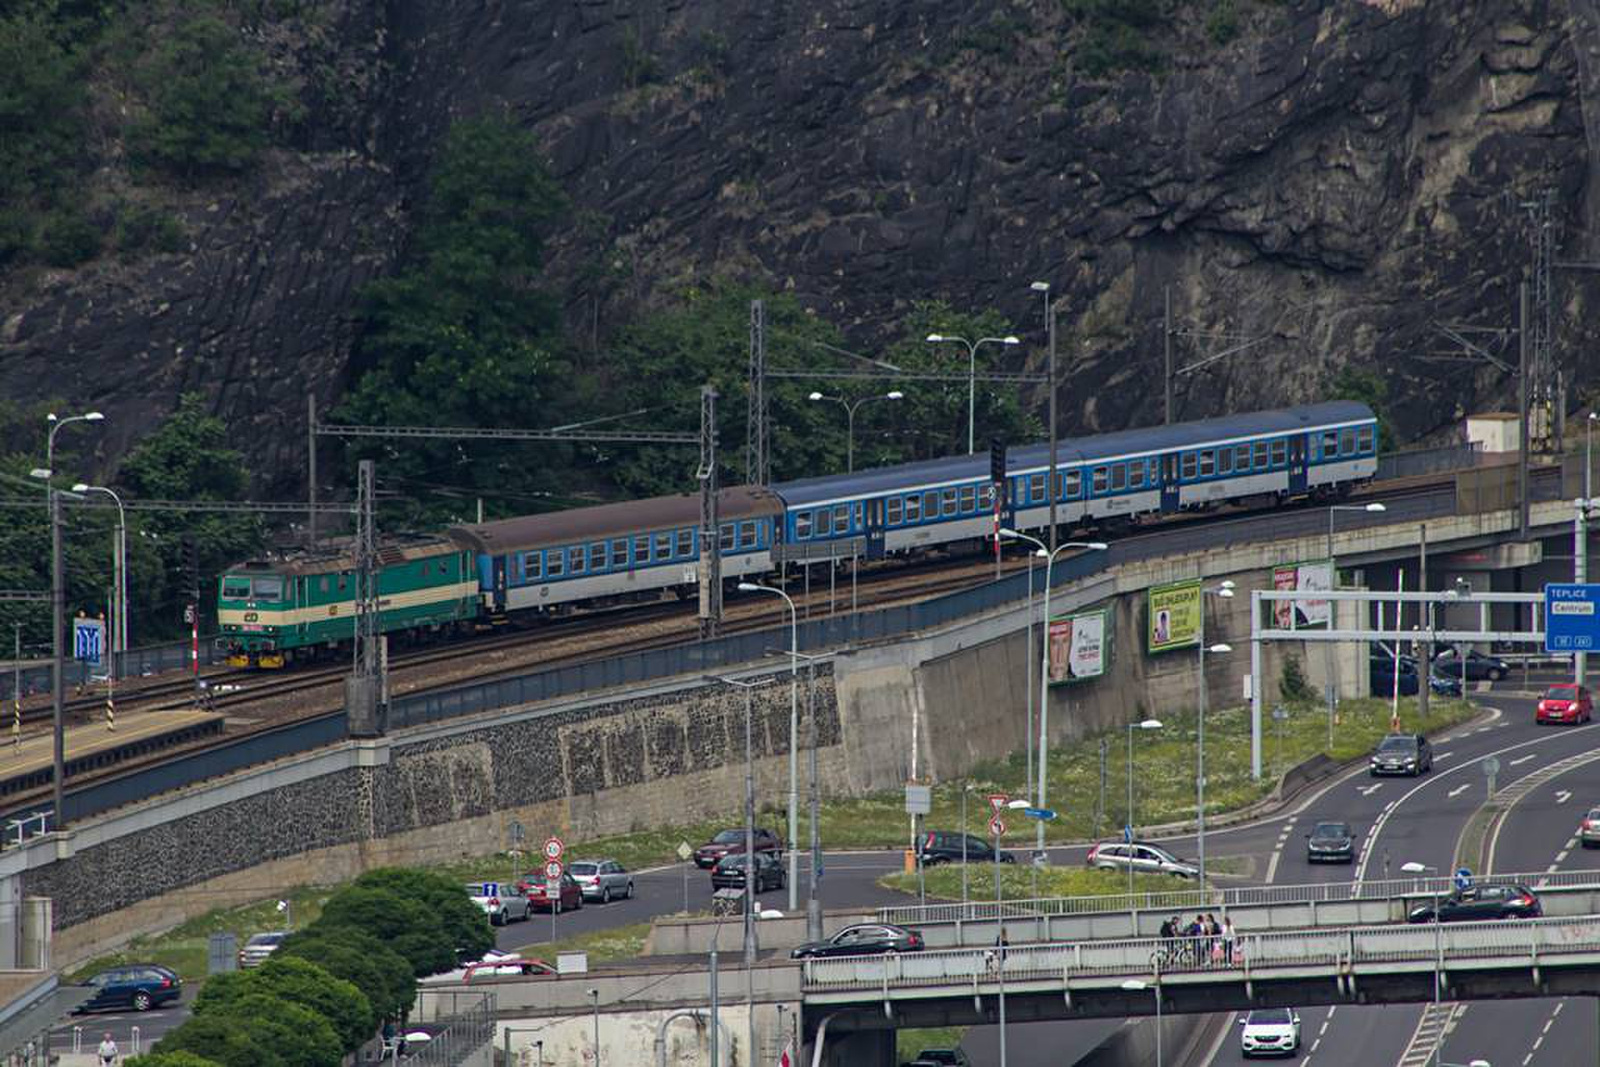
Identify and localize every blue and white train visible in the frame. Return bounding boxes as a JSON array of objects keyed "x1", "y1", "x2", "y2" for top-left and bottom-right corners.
[{"x1": 446, "y1": 401, "x2": 1378, "y2": 615}]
